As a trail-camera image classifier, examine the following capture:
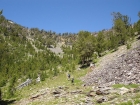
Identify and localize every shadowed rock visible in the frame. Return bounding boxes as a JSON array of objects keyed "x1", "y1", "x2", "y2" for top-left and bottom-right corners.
[
  {"x1": 52, "y1": 90, "x2": 61, "y2": 95},
  {"x1": 97, "y1": 96, "x2": 108, "y2": 103}
]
